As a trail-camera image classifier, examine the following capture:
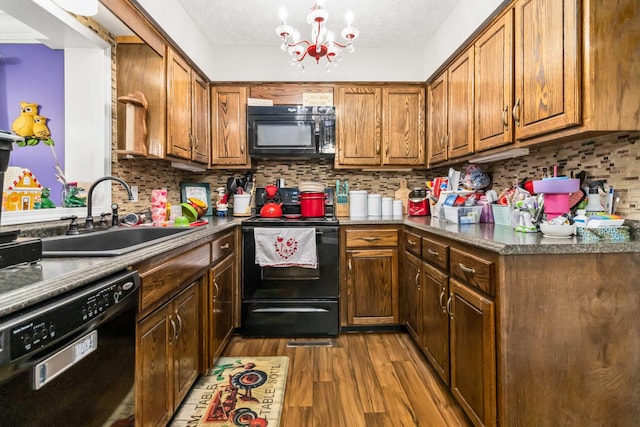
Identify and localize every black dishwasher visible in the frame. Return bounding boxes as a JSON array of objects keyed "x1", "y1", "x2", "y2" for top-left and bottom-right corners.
[{"x1": 0, "y1": 270, "x2": 139, "y2": 426}]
